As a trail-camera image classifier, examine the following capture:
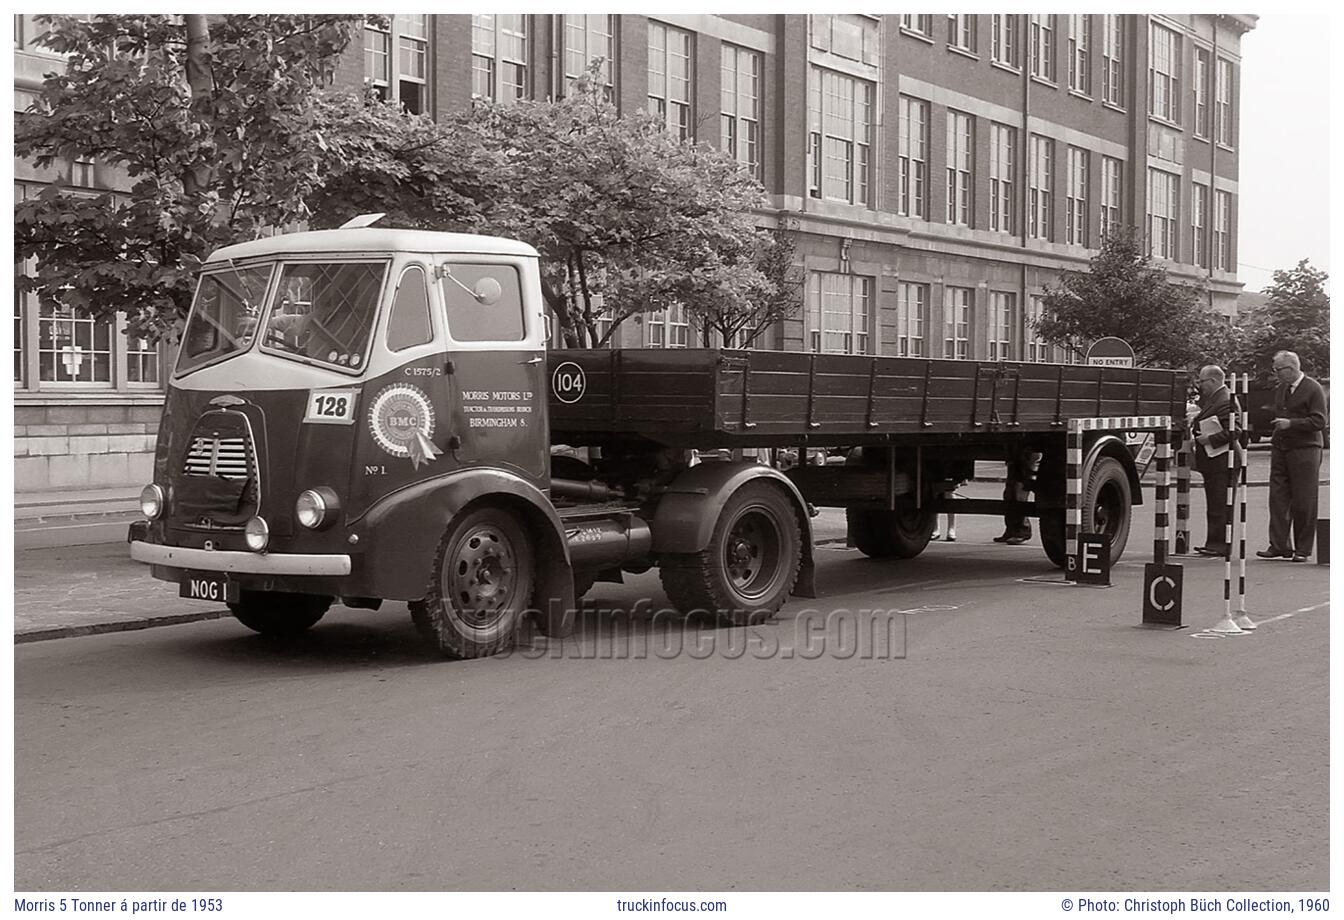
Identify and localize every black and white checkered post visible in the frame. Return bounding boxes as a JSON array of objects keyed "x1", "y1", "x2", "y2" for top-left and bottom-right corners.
[
  {"x1": 1174, "y1": 434, "x2": 1191, "y2": 554},
  {"x1": 1153, "y1": 426, "x2": 1171, "y2": 565},
  {"x1": 1065, "y1": 422, "x2": 1084, "y2": 580},
  {"x1": 1211, "y1": 382, "x2": 1246, "y2": 634},
  {"x1": 1234, "y1": 373, "x2": 1253, "y2": 626}
]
